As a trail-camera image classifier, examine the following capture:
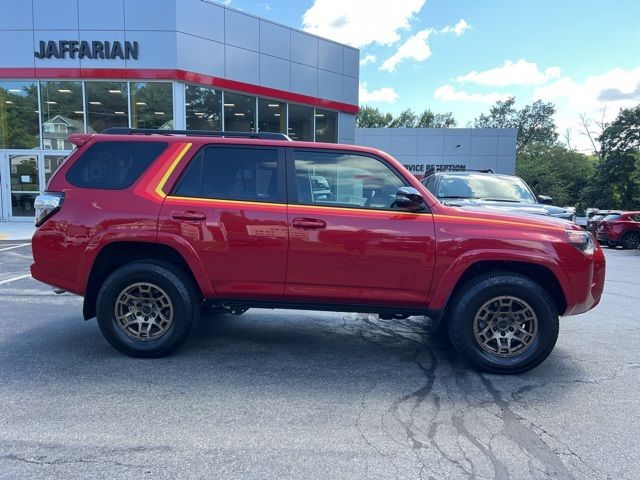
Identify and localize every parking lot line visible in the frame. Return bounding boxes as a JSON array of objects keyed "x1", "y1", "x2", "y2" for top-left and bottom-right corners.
[
  {"x1": 0, "y1": 243, "x2": 31, "y2": 252},
  {"x1": 0, "y1": 274, "x2": 32, "y2": 285}
]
